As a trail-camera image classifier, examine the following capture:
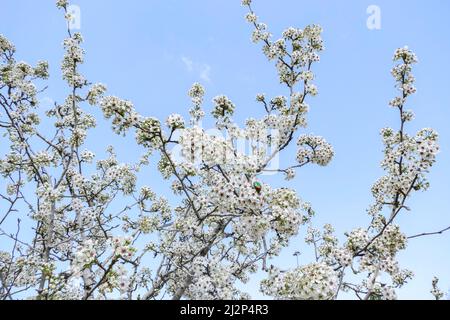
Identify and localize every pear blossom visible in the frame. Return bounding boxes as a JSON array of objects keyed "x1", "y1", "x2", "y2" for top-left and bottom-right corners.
[{"x1": 0, "y1": 0, "x2": 445, "y2": 302}]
